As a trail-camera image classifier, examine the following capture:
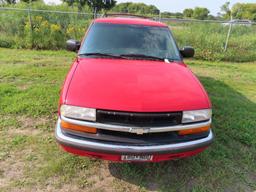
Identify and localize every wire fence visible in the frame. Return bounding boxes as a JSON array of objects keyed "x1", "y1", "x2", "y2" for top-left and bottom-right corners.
[{"x1": 0, "y1": 7, "x2": 256, "y2": 62}]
